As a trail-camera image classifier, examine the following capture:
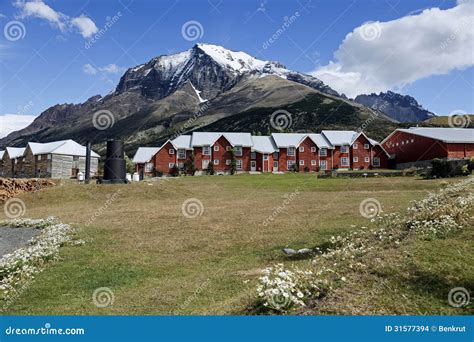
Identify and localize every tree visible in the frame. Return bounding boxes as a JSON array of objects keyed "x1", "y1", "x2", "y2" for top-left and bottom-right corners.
[
  {"x1": 185, "y1": 152, "x2": 196, "y2": 176},
  {"x1": 124, "y1": 154, "x2": 135, "y2": 174},
  {"x1": 207, "y1": 161, "x2": 215, "y2": 175},
  {"x1": 230, "y1": 149, "x2": 237, "y2": 175}
]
